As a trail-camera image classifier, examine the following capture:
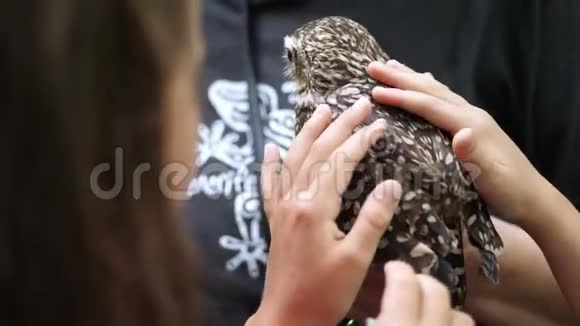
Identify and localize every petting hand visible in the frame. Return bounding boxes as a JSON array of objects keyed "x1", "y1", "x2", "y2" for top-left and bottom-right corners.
[
  {"x1": 349, "y1": 262, "x2": 475, "y2": 326},
  {"x1": 367, "y1": 60, "x2": 546, "y2": 225},
  {"x1": 376, "y1": 262, "x2": 475, "y2": 326},
  {"x1": 247, "y1": 98, "x2": 402, "y2": 326}
]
